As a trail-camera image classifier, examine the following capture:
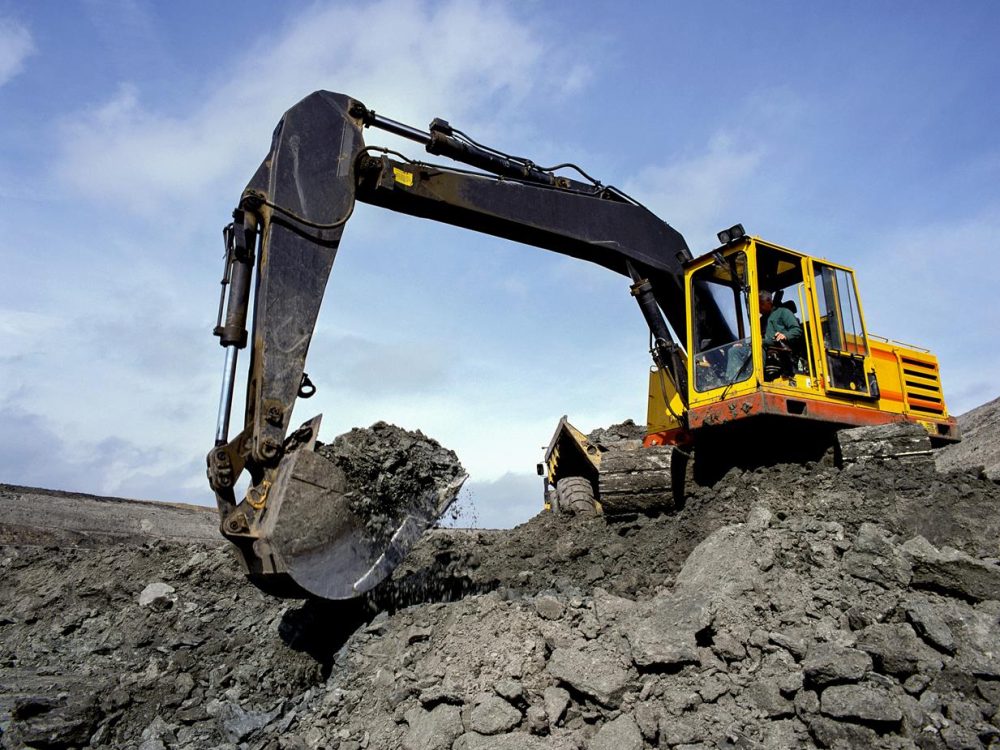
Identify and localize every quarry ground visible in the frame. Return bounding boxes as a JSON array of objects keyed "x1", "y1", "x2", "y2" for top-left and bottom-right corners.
[{"x1": 1, "y1": 396, "x2": 999, "y2": 750}]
